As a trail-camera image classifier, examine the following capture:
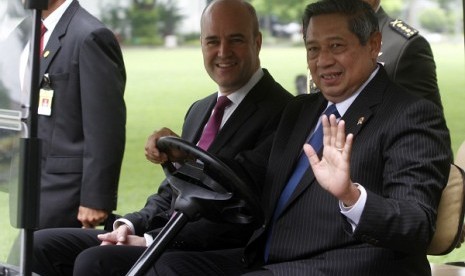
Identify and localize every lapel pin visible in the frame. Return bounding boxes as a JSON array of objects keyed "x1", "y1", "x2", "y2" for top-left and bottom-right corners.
[
  {"x1": 357, "y1": 117, "x2": 365, "y2": 125},
  {"x1": 43, "y1": 50, "x2": 50, "y2": 58}
]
